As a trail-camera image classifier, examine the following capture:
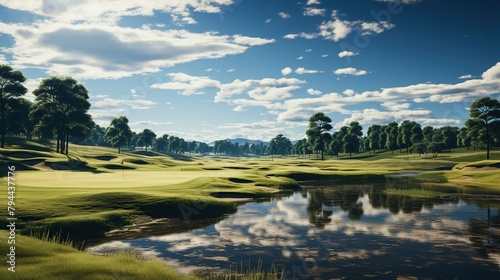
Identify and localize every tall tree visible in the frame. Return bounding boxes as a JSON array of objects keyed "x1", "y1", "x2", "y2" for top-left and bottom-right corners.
[
  {"x1": 268, "y1": 134, "x2": 292, "y2": 156},
  {"x1": 343, "y1": 121, "x2": 363, "y2": 158},
  {"x1": 0, "y1": 65, "x2": 27, "y2": 148},
  {"x1": 469, "y1": 96, "x2": 500, "y2": 159},
  {"x1": 137, "y1": 129, "x2": 156, "y2": 152},
  {"x1": 31, "y1": 76, "x2": 92, "y2": 154},
  {"x1": 306, "y1": 112, "x2": 332, "y2": 160},
  {"x1": 385, "y1": 122, "x2": 399, "y2": 154},
  {"x1": 104, "y1": 116, "x2": 133, "y2": 154},
  {"x1": 5, "y1": 97, "x2": 33, "y2": 139}
]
